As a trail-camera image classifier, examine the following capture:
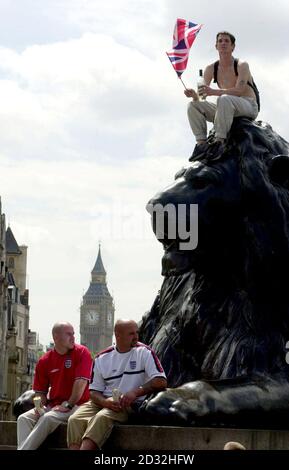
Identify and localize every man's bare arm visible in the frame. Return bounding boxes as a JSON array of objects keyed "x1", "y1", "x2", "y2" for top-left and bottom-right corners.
[
  {"x1": 119, "y1": 377, "x2": 167, "y2": 408},
  {"x1": 203, "y1": 64, "x2": 213, "y2": 86},
  {"x1": 67, "y1": 378, "x2": 88, "y2": 406},
  {"x1": 52, "y1": 378, "x2": 88, "y2": 412}
]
